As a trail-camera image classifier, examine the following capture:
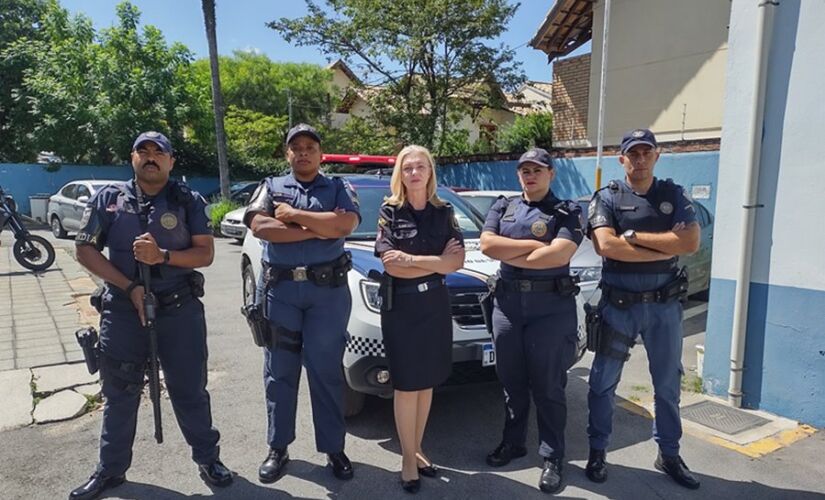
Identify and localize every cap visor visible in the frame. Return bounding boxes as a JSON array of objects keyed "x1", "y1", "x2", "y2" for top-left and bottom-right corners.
[{"x1": 621, "y1": 140, "x2": 656, "y2": 154}]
